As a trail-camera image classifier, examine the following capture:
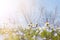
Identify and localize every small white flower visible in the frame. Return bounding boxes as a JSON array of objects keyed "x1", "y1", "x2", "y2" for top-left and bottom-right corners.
[
  {"x1": 42, "y1": 27, "x2": 46, "y2": 30},
  {"x1": 37, "y1": 27, "x2": 41, "y2": 30},
  {"x1": 33, "y1": 35, "x2": 36, "y2": 39},
  {"x1": 54, "y1": 33, "x2": 57, "y2": 36},
  {"x1": 43, "y1": 37, "x2": 46, "y2": 40},
  {"x1": 39, "y1": 30, "x2": 43, "y2": 34},
  {"x1": 19, "y1": 31, "x2": 24, "y2": 35},
  {"x1": 36, "y1": 30, "x2": 39, "y2": 33}
]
